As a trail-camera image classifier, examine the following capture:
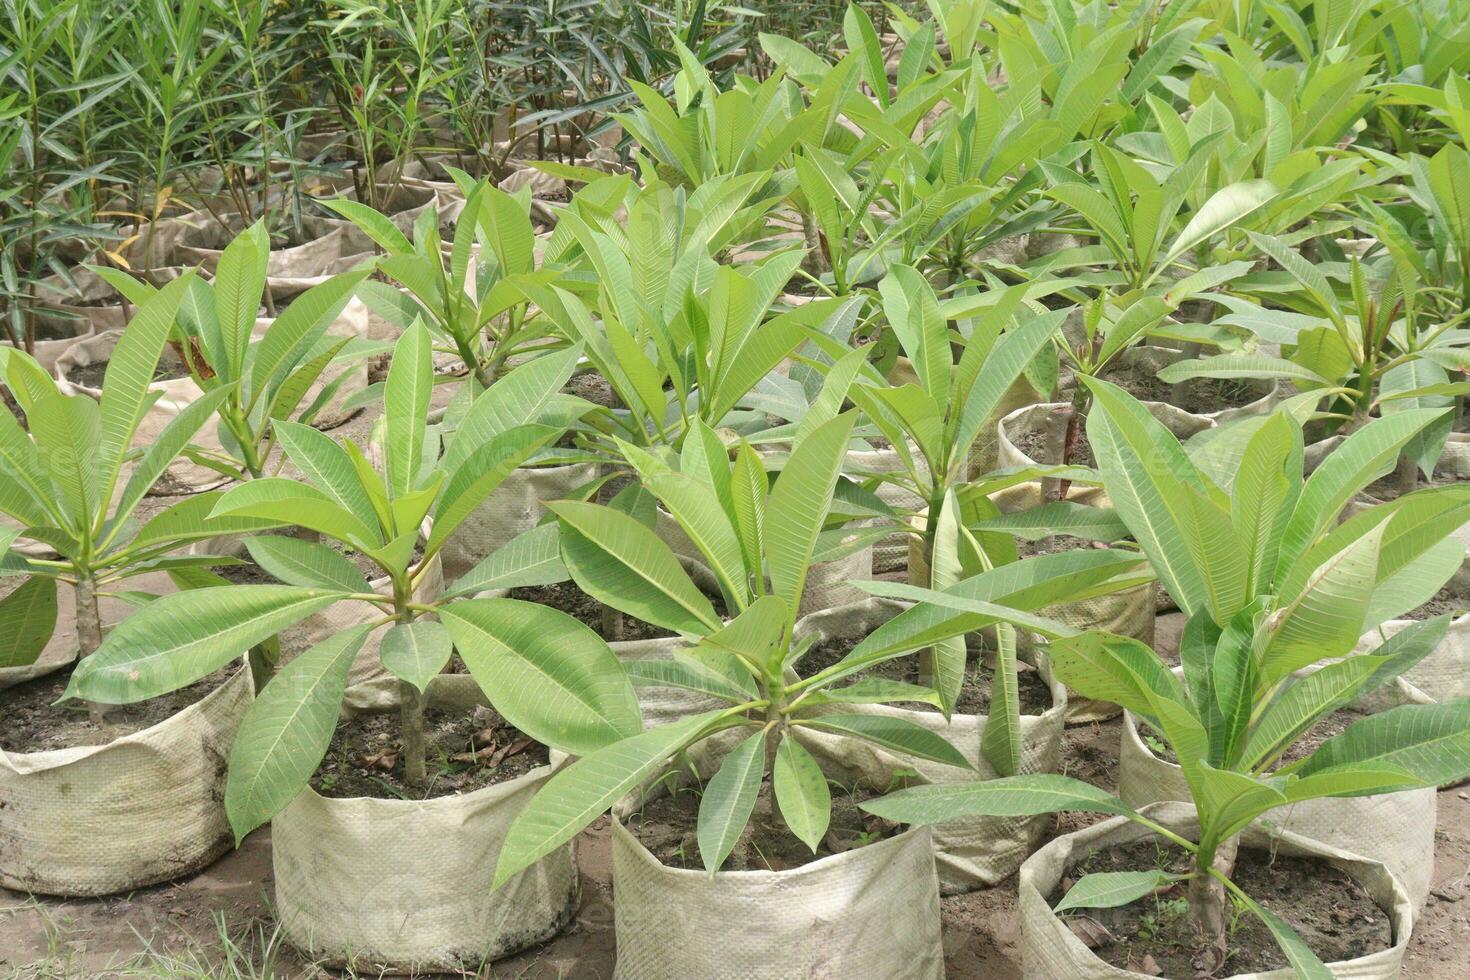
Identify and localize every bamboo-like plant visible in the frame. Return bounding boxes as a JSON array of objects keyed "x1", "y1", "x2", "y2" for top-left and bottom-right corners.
[{"x1": 865, "y1": 384, "x2": 1470, "y2": 976}]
